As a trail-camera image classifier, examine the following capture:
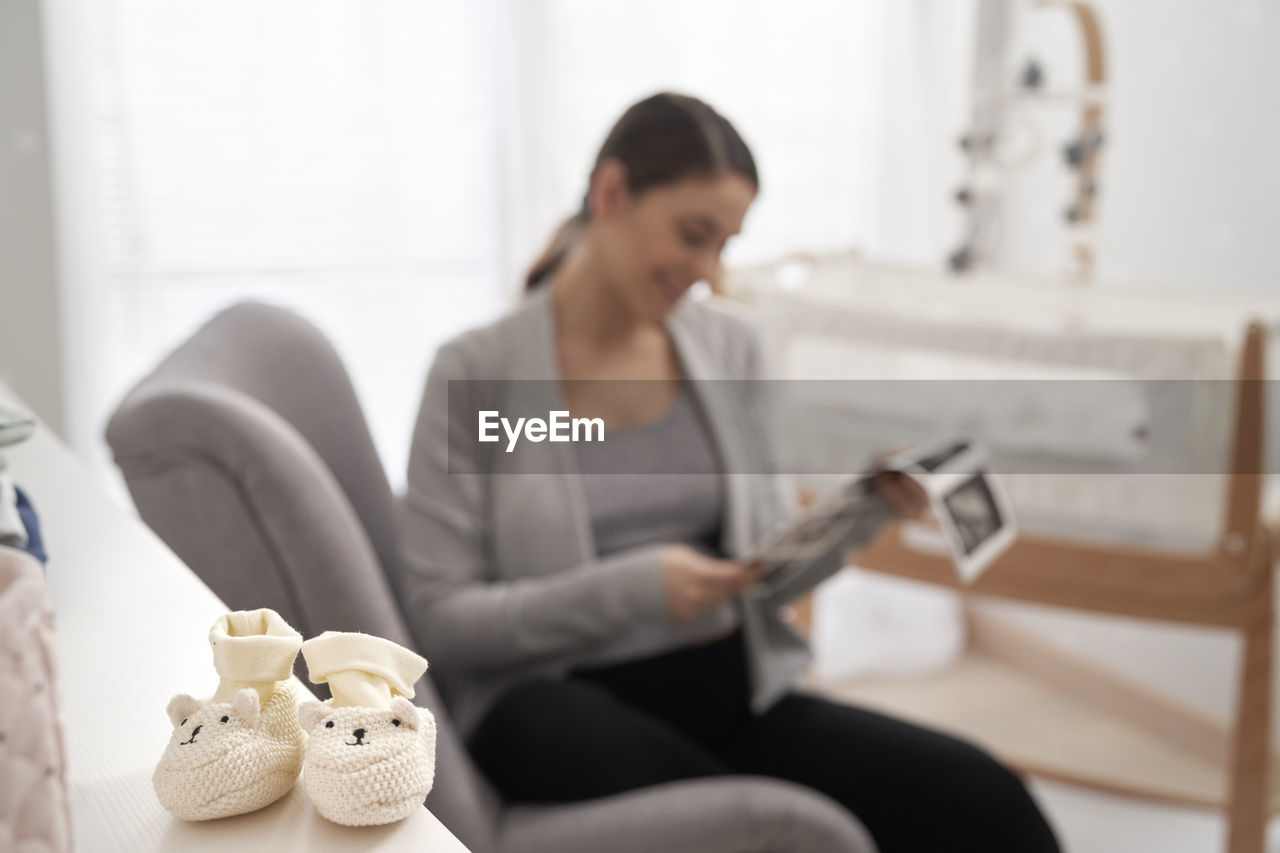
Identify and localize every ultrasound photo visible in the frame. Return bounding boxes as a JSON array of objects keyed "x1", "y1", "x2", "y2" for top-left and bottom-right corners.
[{"x1": 942, "y1": 472, "x2": 1004, "y2": 555}]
